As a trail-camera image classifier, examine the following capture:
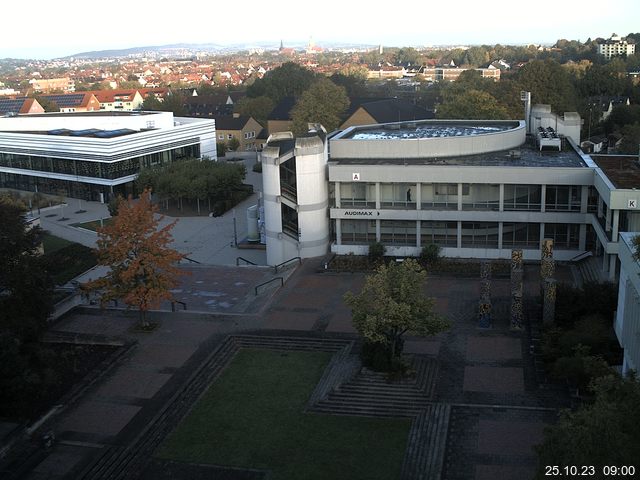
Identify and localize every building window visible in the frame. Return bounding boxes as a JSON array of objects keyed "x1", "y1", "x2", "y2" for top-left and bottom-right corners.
[
  {"x1": 461, "y1": 184, "x2": 500, "y2": 210},
  {"x1": 503, "y1": 184, "x2": 542, "y2": 211},
  {"x1": 544, "y1": 223, "x2": 579, "y2": 249},
  {"x1": 281, "y1": 204, "x2": 298, "y2": 240},
  {"x1": 502, "y1": 223, "x2": 540, "y2": 248},
  {"x1": 218, "y1": 134, "x2": 224, "y2": 140},
  {"x1": 380, "y1": 183, "x2": 416, "y2": 209},
  {"x1": 340, "y1": 182, "x2": 375, "y2": 208},
  {"x1": 341, "y1": 220, "x2": 376, "y2": 244},
  {"x1": 545, "y1": 185, "x2": 581, "y2": 211},
  {"x1": 227, "y1": 134, "x2": 233, "y2": 140},
  {"x1": 279, "y1": 158, "x2": 297, "y2": 201},
  {"x1": 461, "y1": 222, "x2": 499, "y2": 248},
  {"x1": 380, "y1": 220, "x2": 416, "y2": 245},
  {"x1": 422, "y1": 183, "x2": 458, "y2": 209},
  {"x1": 421, "y1": 221, "x2": 457, "y2": 247}
]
